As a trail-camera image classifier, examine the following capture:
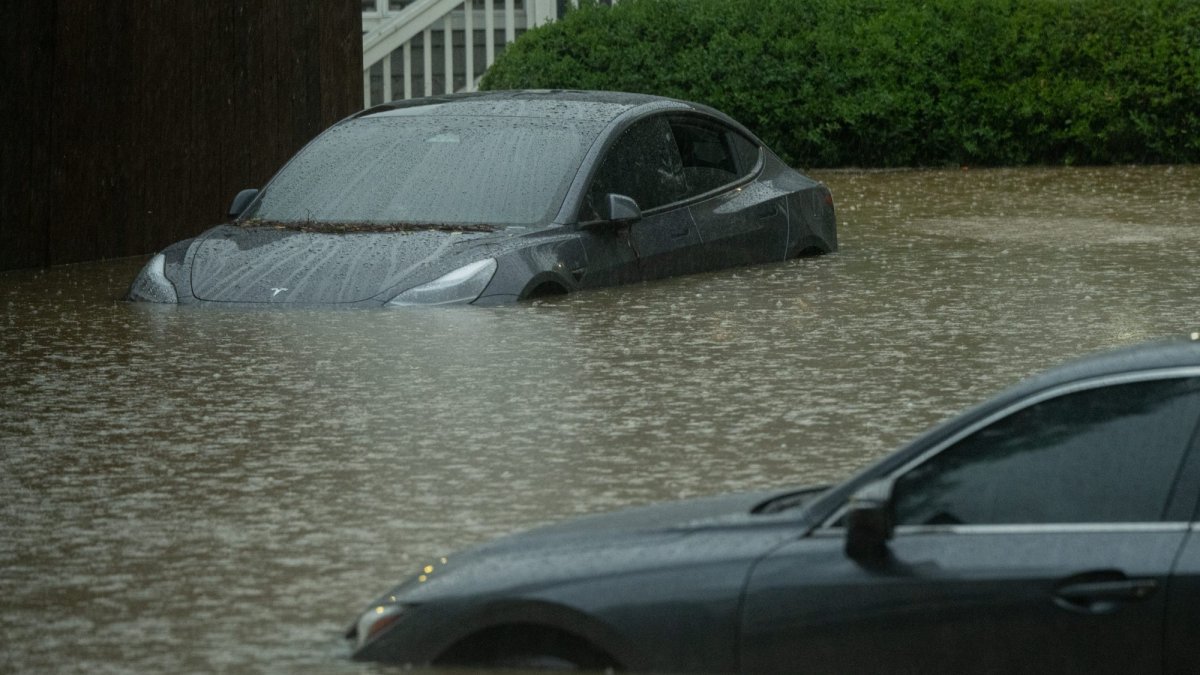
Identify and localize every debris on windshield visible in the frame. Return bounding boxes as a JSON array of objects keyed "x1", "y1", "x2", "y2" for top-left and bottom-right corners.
[{"x1": 240, "y1": 219, "x2": 497, "y2": 234}]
